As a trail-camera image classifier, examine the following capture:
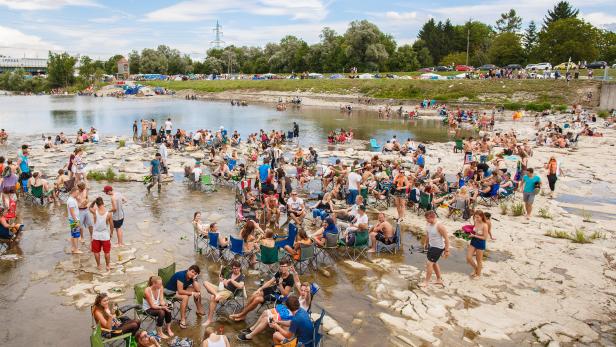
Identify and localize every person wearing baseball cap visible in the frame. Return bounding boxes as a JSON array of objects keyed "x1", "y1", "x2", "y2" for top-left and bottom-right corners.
[{"x1": 104, "y1": 185, "x2": 127, "y2": 246}]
